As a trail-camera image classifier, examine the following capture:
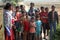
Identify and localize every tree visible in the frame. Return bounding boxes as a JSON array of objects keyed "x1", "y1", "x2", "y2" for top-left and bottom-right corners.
[
  {"x1": 2, "y1": 0, "x2": 24, "y2": 6},
  {"x1": 11, "y1": 0, "x2": 24, "y2": 6}
]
